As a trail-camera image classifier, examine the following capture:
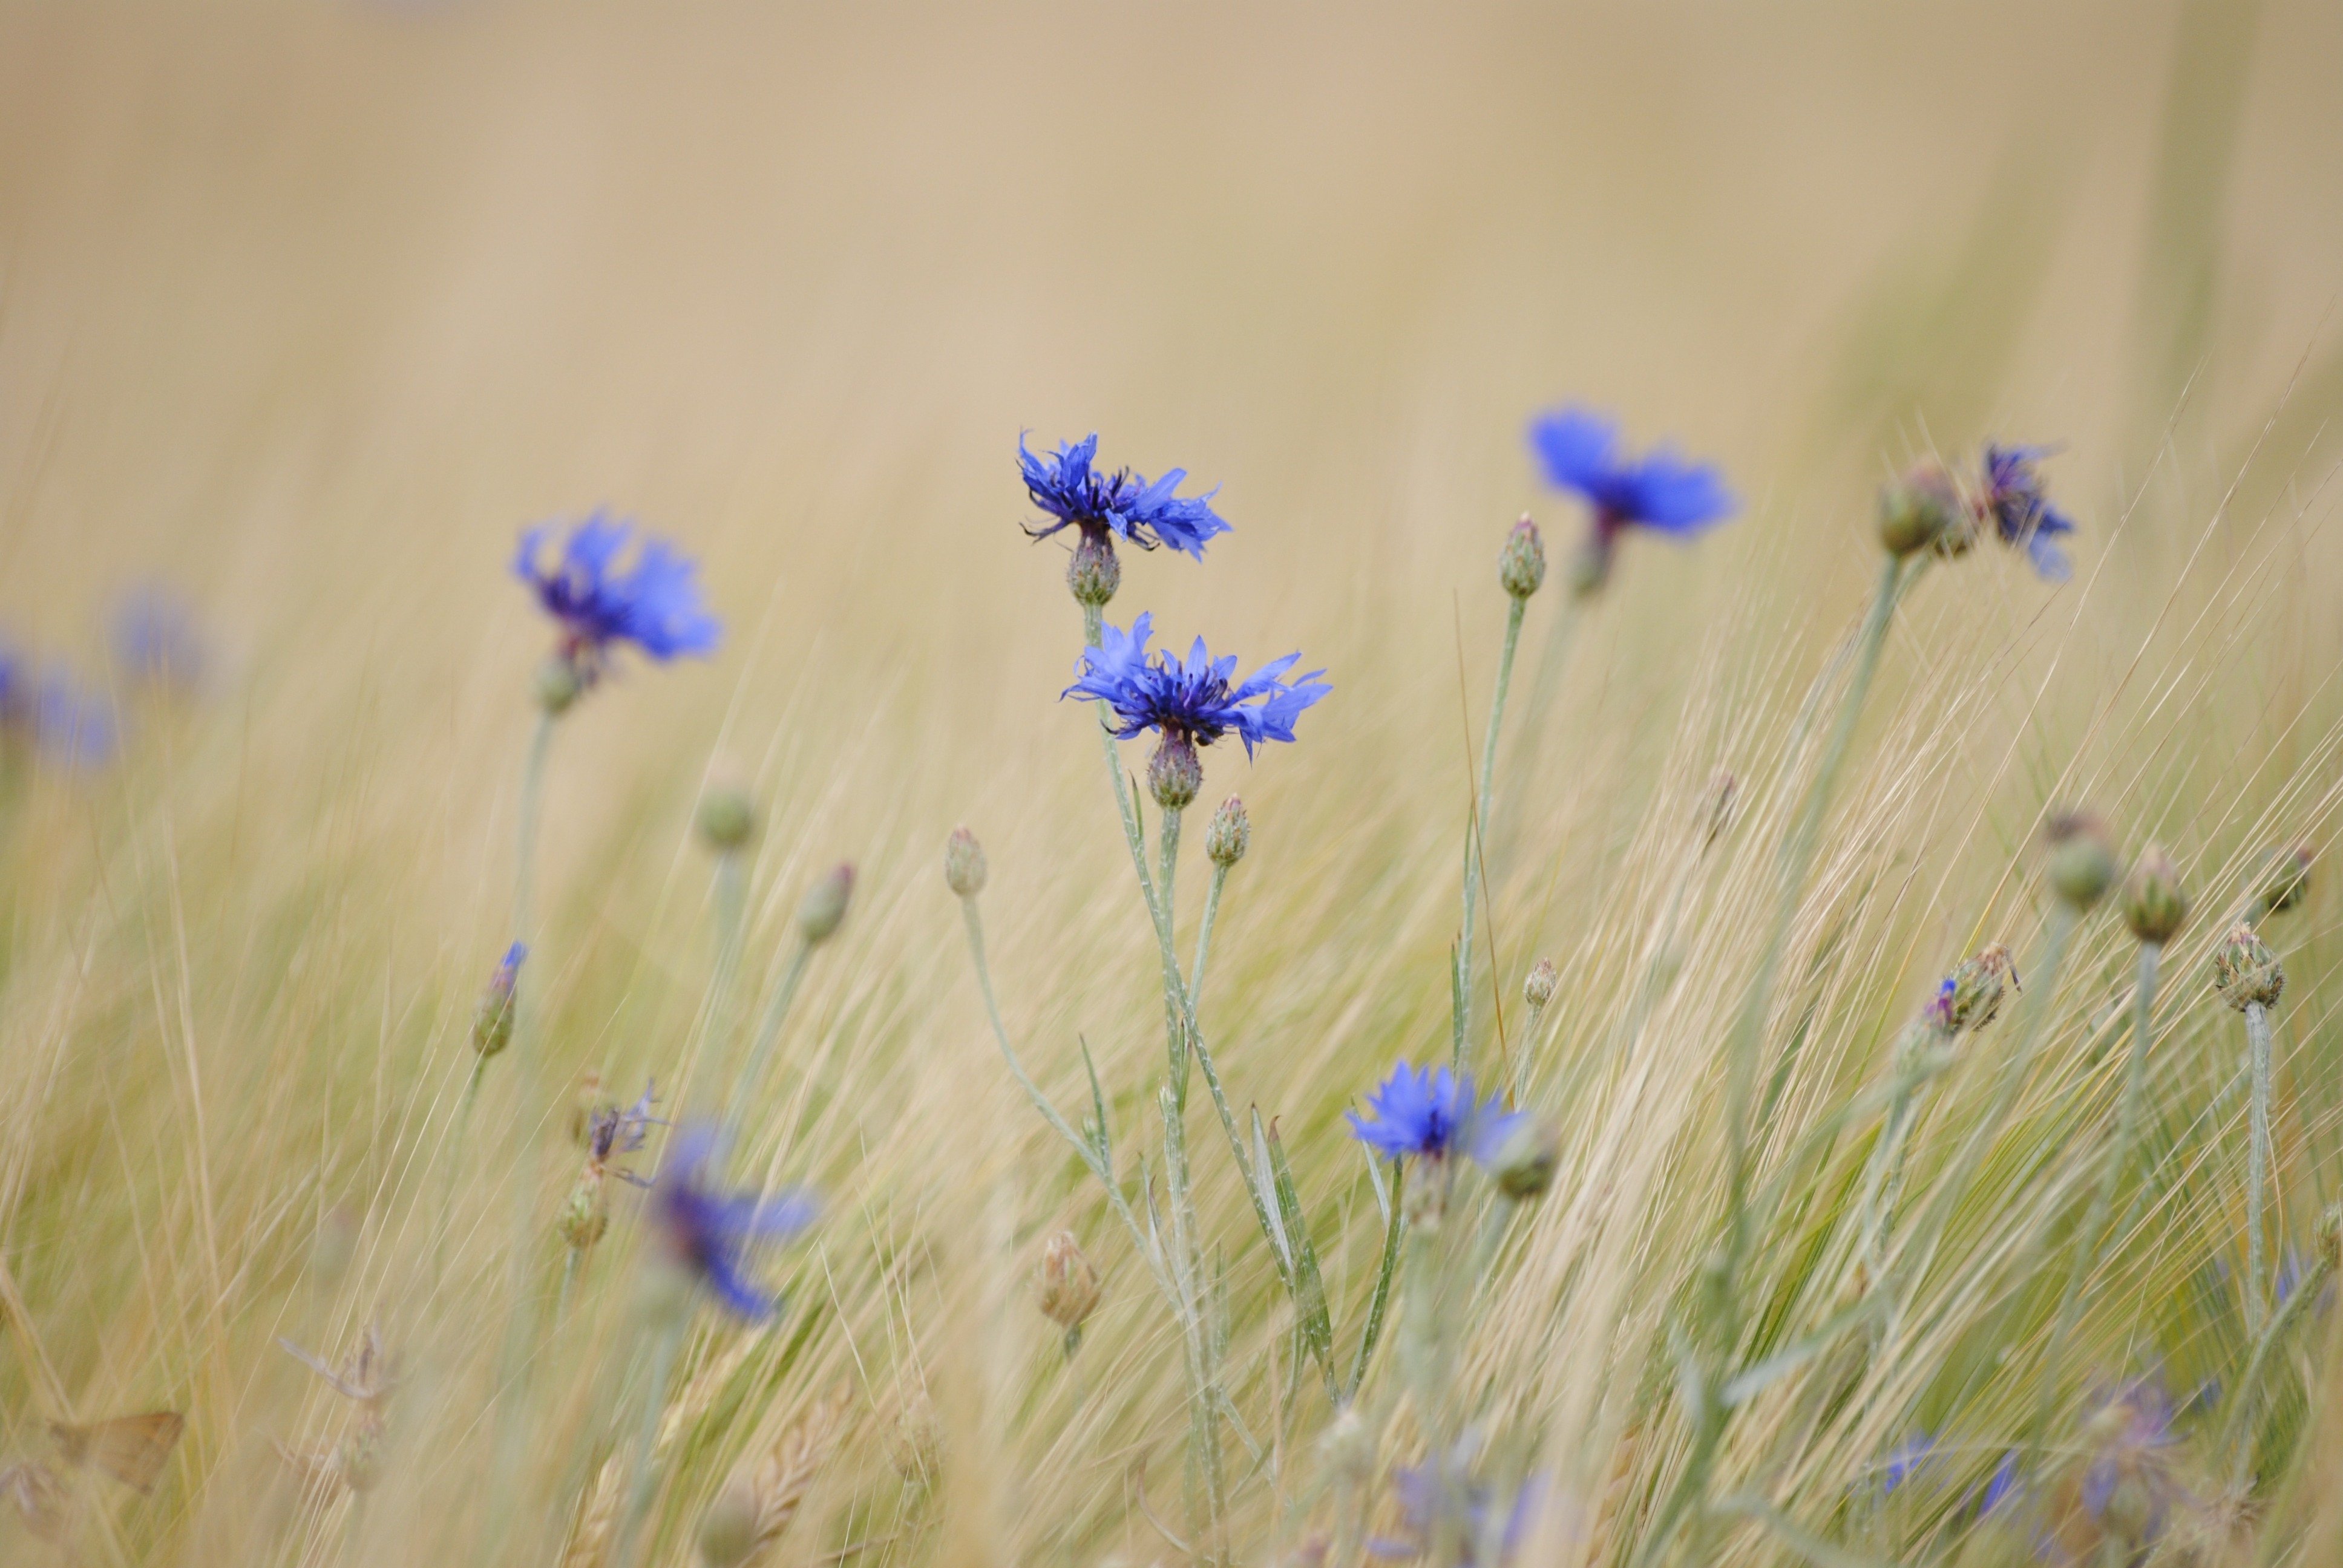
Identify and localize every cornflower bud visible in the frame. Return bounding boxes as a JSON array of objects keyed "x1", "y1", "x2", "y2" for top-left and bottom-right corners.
[
  {"x1": 796, "y1": 863, "x2": 855, "y2": 945},
  {"x1": 532, "y1": 655, "x2": 583, "y2": 716},
  {"x1": 1932, "y1": 943, "x2": 2017, "y2": 1033},
  {"x1": 1492, "y1": 1117, "x2": 1560, "y2": 1201},
  {"x1": 2245, "y1": 842, "x2": 2312, "y2": 920},
  {"x1": 471, "y1": 942, "x2": 526, "y2": 1058},
  {"x1": 1037, "y1": 1230, "x2": 1102, "y2": 1339},
  {"x1": 2212, "y1": 923, "x2": 2283, "y2": 1011},
  {"x1": 1498, "y1": 514, "x2": 1547, "y2": 599},
  {"x1": 1067, "y1": 532, "x2": 1121, "y2": 607},
  {"x1": 2044, "y1": 809, "x2": 2118, "y2": 910},
  {"x1": 1206, "y1": 797, "x2": 1250, "y2": 868},
  {"x1": 1147, "y1": 731, "x2": 1202, "y2": 811},
  {"x1": 697, "y1": 786, "x2": 758, "y2": 853},
  {"x1": 1523, "y1": 958, "x2": 1558, "y2": 1011},
  {"x1": 2120, "y1": 845, "x2": 2187, "y2": 944},
  {"x1": 1876, "y1": 463, "x2": 1963, "y2": 558},
  {"x1": 556, "y1": 1169, "x2": 610, "y2": 1251},
  {"x1": 943, "y1": 826, "x2": 988, "y2": 898}
]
